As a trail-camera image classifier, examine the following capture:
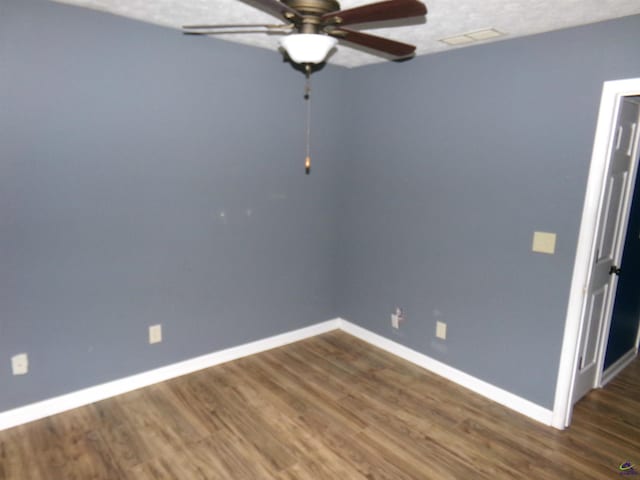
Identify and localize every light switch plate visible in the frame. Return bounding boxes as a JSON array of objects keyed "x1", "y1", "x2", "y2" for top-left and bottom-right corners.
[{"x1": 532, "y1": 231, "x2": 557, "y2": 254}]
